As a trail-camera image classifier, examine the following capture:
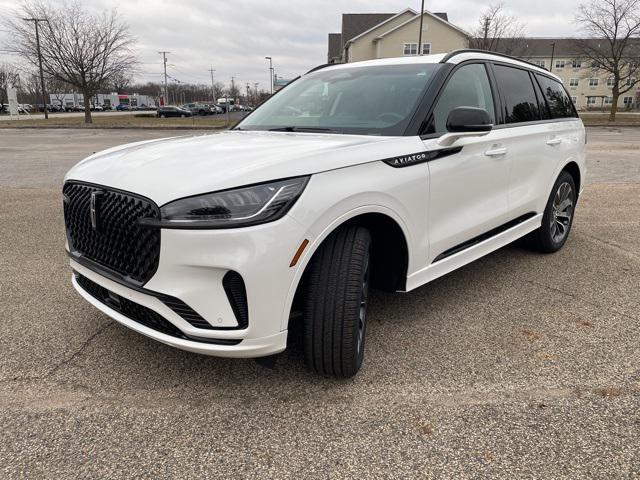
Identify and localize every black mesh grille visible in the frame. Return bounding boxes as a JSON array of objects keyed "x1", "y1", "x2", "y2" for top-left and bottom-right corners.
[
  {"x1": 222, "y1": 271, "x2": 249, "y2": 329},
  {"x1": 75, "y1": 274, "x2": 240, "y2": 345},
  {"x1": 63, "y1": 182, "x2": 161, "y2": 285}
]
